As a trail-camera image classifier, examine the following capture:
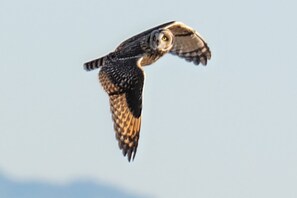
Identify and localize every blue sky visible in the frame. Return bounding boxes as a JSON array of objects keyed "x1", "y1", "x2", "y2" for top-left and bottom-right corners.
[{"x1": 1, "y1": 0, "x2": 297, "y2": 197}]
